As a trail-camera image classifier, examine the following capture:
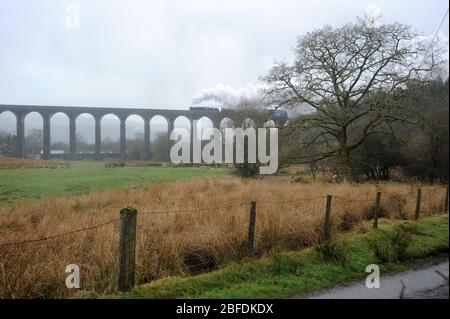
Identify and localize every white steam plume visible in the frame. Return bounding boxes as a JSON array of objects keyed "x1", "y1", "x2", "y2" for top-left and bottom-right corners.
[{"x1": 191, "y1": 83, "x2": 266, "y2": 109}]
